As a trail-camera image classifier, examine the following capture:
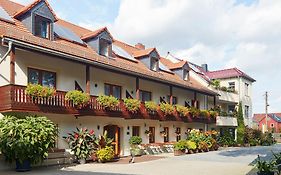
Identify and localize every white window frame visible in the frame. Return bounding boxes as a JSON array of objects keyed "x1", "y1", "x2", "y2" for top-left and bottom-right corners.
[{"x1": 245, "y1": 83, "x2": 249, "y2": 96}]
